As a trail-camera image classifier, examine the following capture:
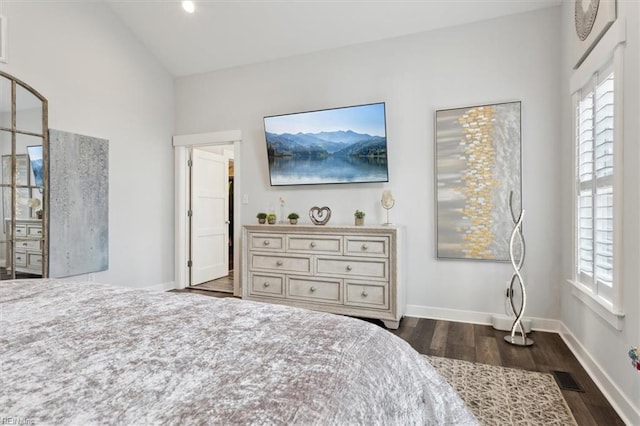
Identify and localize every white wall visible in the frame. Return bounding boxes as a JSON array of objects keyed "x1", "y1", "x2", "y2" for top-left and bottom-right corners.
[
  {"x1": 0, "y1": 2, "x2": 175, "y2": 288},
  {"x1": 559, "y1": 1, "x2": 640, "y2": 423},
  {"x1": 176, "y1": 7, "x2": 563, "y2": 321}
]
